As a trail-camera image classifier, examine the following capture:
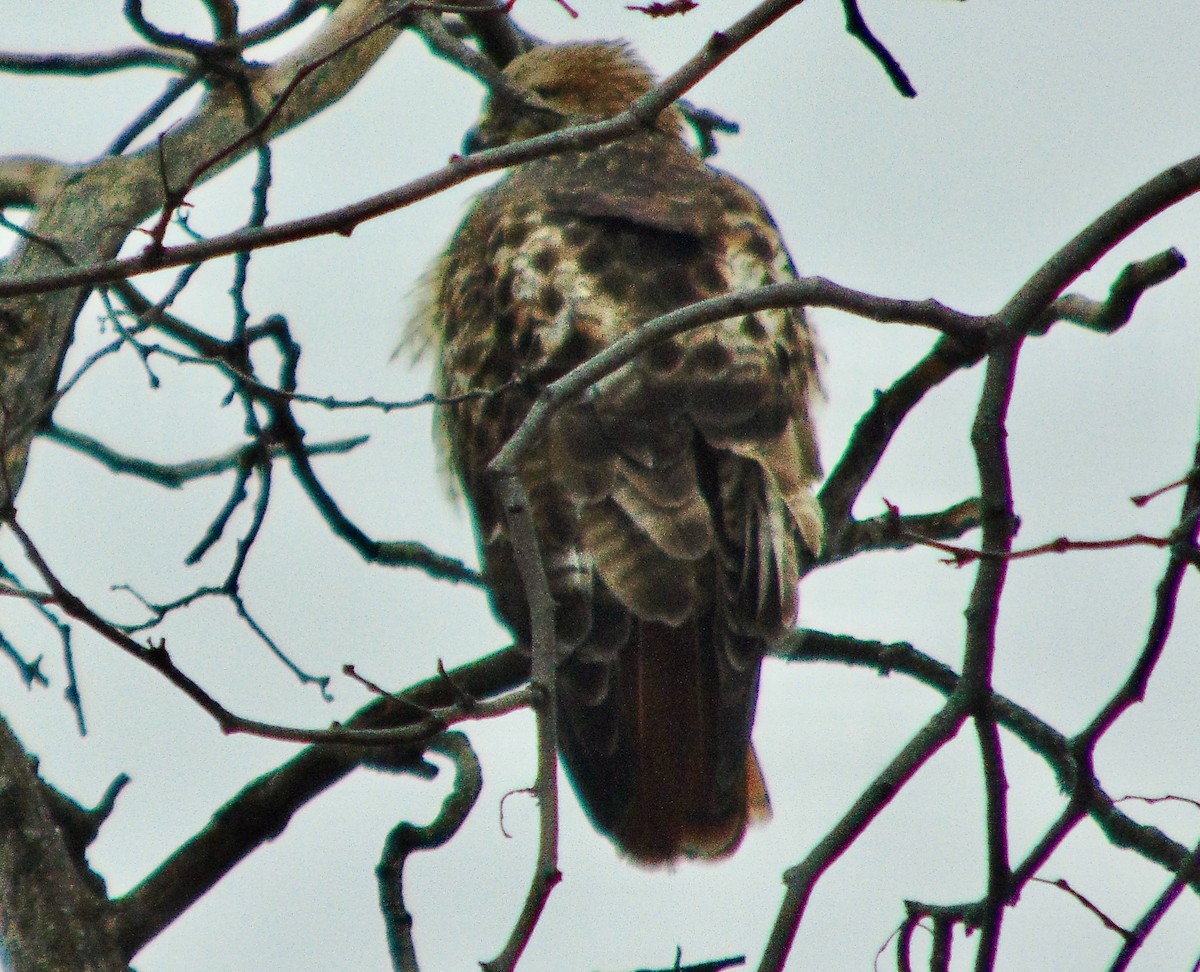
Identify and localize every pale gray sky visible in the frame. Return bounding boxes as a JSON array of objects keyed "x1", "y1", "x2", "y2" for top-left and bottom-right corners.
[{"x1": 3, "y1": 2, "x2": 1200, "y2": 970}]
